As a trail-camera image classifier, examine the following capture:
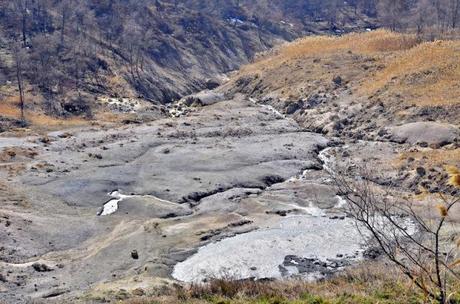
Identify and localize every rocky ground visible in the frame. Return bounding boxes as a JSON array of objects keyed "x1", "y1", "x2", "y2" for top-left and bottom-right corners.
[
  {"x1": 220, "y1": 31, "x2": 460, "y2": 197},
  {"x1": 1, "y1": 30, "x2": 459, "y2": 304},
  {"x1": 0, "y1": 82, "x2": 458, "y2": 303},
  {"x1": 0, "y1": 93, "x2": 374, "y2": 303}
]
